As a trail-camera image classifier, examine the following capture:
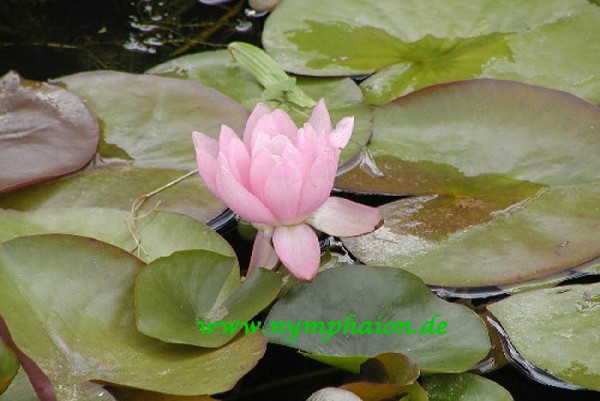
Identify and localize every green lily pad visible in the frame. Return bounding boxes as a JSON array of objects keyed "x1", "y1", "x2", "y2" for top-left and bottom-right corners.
[
  {"x1": 0, "y1": 335, "x2": 18, "y2": 394},
  {"x1": 108, "y1": 387, "x2": 219, "y2": 401},
  {"x1": 422, "y1": 373, "x2": 513, "y2": 401},
  {"x1": 0, "y1": 166, "x2": 224, "y2": 224},
  {"x1": 0, "y1": 207, "x2": 235, "y2": 263},
  {"x1": 0, "y1": 369, "x2": 40, "y2": 401},
  {"x1": 147, "y1": 49, "x2": 371, "y2": 166},
  {"x1": 488, "y1": 283, "x2": 600, "y2": 391},
  {"x1": 262, "y1": 0, "x2": 600, "y2": 105},
  {"x1": 136, "y1": 251, "x2": 282, "y2": 347},
  {"x1": 0, "y1": 235, "x2": 266, "y2": 399},
  {"x1": 265, "y1": 264, "x2": 490, "y2": 373},
  {"x1": 0, "y1": 71, "x2": 99, "y2": 193},
  {"x1": 0, "y1": 71, "x2": 251, "y2": 223},
  {"x1": 339, "y1": 80, "x2": 600, "y2": 288}
]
